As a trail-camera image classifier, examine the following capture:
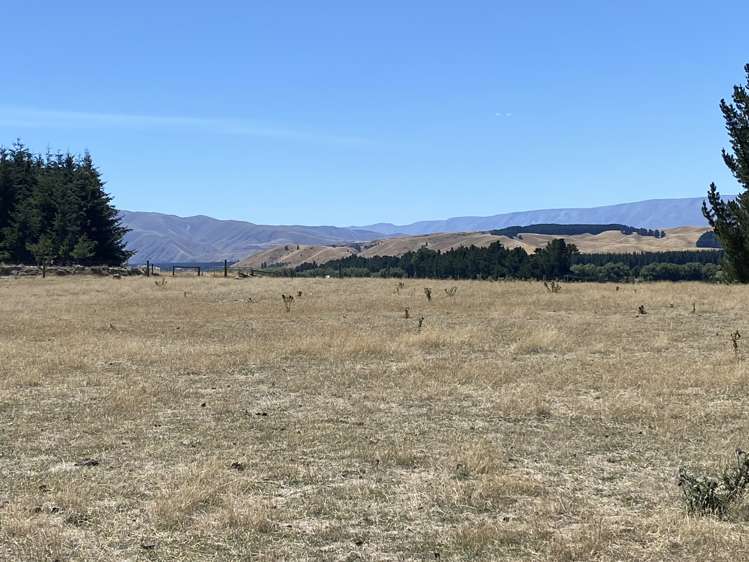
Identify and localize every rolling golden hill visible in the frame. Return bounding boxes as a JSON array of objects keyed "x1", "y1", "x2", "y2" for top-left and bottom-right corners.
[
  {"x1": 234, "y1": 226, "x2": 713, "y2": 268},
  {"x1": 234, "y1": 244, "x2": 356, "y2": 269}
]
